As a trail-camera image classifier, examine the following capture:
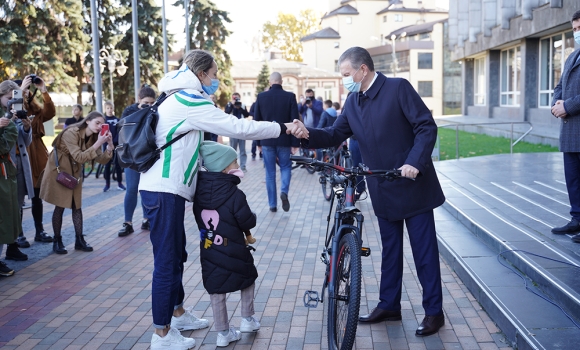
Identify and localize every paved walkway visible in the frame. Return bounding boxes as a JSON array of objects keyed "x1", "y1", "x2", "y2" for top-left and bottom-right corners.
[{"x1": 0, "y1": 156, "x2": 510, "y2": 349}]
